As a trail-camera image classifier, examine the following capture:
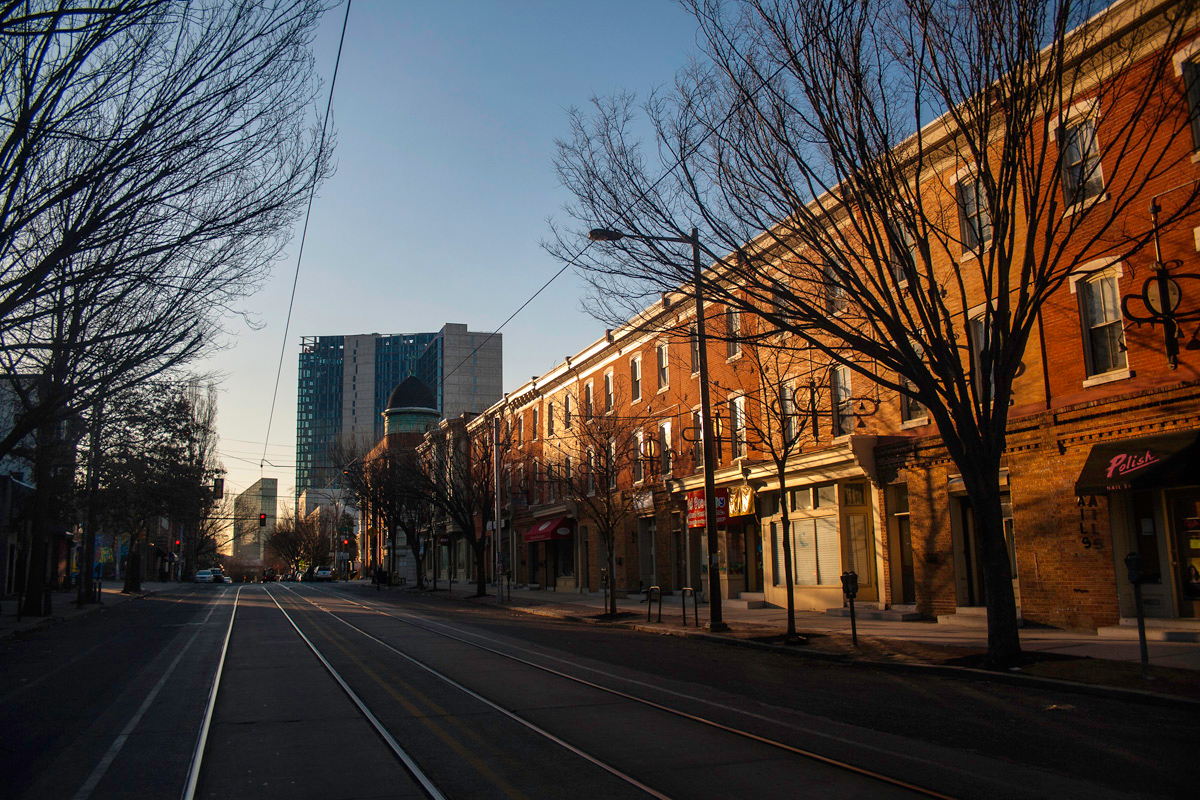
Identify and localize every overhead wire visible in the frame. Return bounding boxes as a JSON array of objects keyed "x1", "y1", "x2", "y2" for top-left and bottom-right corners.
[{"x1": 260, "y1": 0, "x2": 353, "y2": 472}]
